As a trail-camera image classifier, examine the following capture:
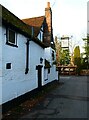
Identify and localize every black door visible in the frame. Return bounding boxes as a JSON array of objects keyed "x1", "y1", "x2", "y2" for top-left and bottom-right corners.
[{"x1": 36, "y1": 65, "x2": 43, "y2": 90}]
